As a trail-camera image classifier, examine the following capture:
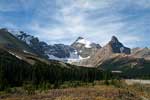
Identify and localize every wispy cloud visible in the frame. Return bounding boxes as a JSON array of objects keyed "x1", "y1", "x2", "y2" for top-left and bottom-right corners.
[{"x1": 0, "y1": 0, "x2": 150, "y2": 47}]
